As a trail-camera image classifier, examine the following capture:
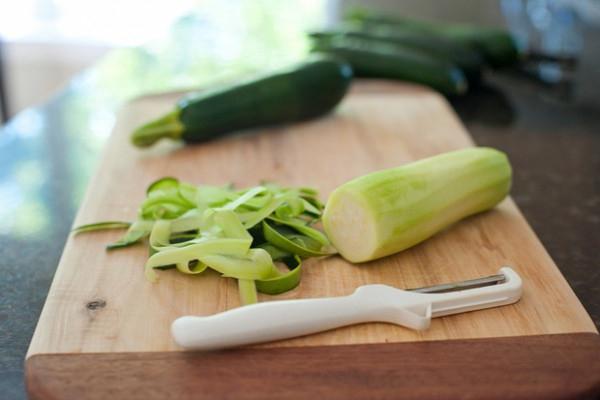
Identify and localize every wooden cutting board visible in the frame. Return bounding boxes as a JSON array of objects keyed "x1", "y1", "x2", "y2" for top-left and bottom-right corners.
[{"x1": 26, "y1": 81, "x2": 599, "y2": 400}]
